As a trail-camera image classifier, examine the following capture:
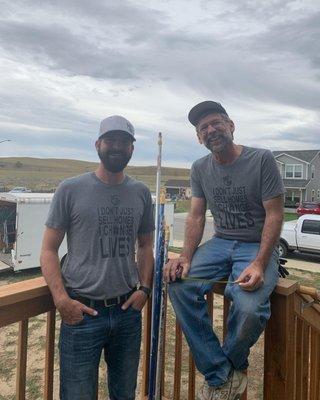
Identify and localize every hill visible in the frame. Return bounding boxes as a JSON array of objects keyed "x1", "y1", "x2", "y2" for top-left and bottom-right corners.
[{"x1": 0, "y1": 157, "x2": 190, "y2": 191}]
